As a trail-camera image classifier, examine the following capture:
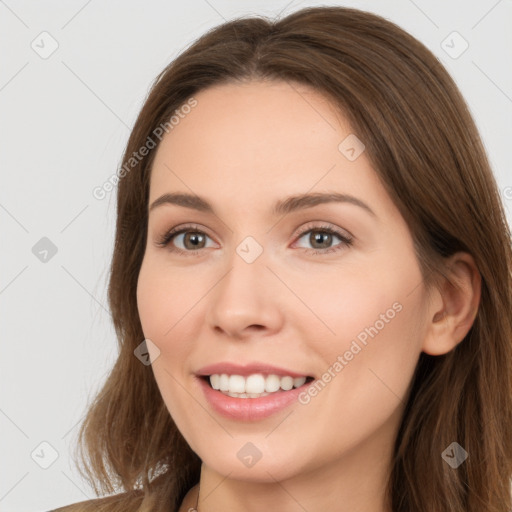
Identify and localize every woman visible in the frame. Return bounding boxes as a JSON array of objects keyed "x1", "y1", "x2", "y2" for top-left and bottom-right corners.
[{"x1": 53, "y1": 5, "x2": 512, "y2": 512}]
